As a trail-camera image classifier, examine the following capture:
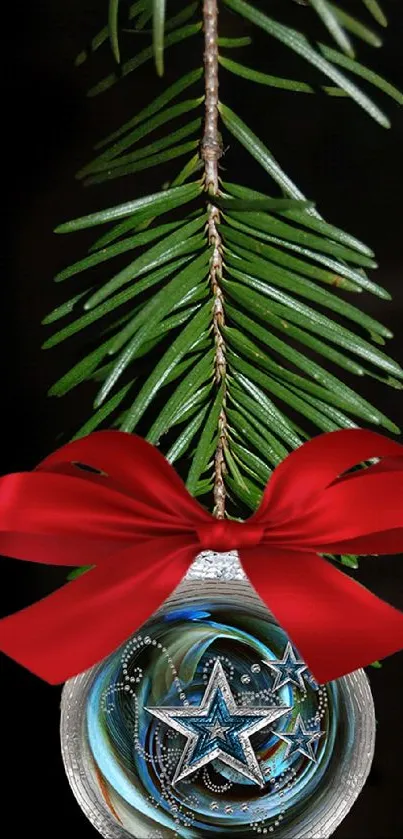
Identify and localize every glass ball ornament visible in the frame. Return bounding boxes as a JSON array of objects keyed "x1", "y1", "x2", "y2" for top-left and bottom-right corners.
[{"x1": 60, "y1": 552, "x2": 375, "y2": 838}]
